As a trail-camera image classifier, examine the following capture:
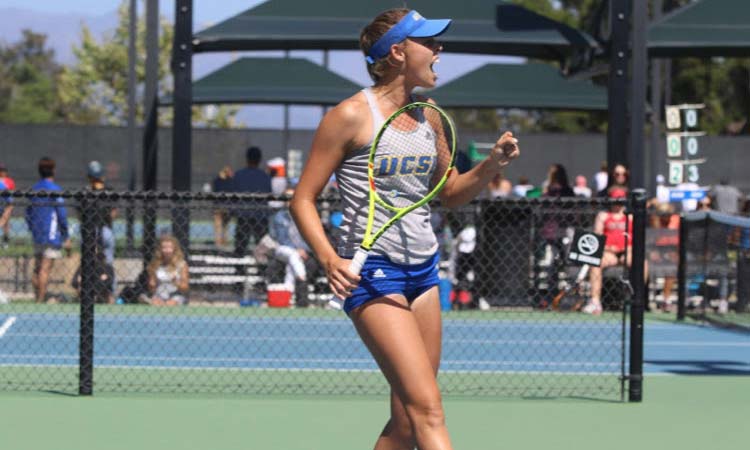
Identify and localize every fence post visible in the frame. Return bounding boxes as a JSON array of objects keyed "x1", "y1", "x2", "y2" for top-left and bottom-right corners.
[
  {"x1": 676, "y1": 214, "x2": 687, "y2": 321},
  {"x1": 79, "y1": 194, "x2": 96, "y2": 395},
  {"x1": 628, "y1": 188, "x2": 647, "y2": 402}
]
